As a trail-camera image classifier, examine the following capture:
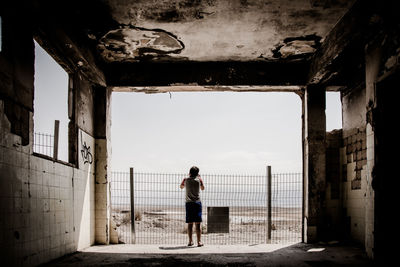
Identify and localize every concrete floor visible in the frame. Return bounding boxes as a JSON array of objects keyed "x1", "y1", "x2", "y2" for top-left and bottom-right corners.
[{"x1": 41, "y1": 242, "x2": 374, "y2": 266}]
